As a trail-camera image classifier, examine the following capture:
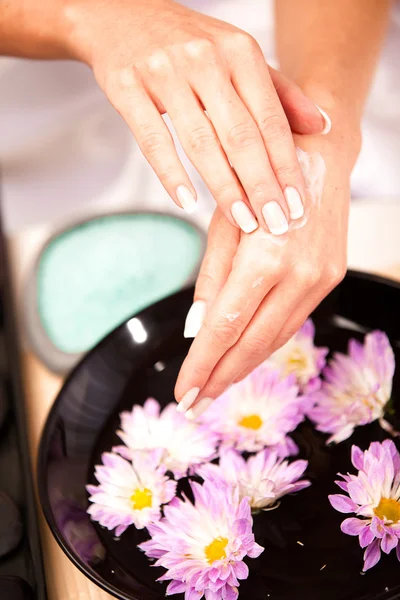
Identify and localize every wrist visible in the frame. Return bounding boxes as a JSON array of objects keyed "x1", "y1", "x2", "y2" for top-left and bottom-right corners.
[
  {"x1": 302, "y1": 82, "x2": 362, "y2": 169},
  {"x1": 0, "y1": 0, "x2": 74, "y2": 59}
]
